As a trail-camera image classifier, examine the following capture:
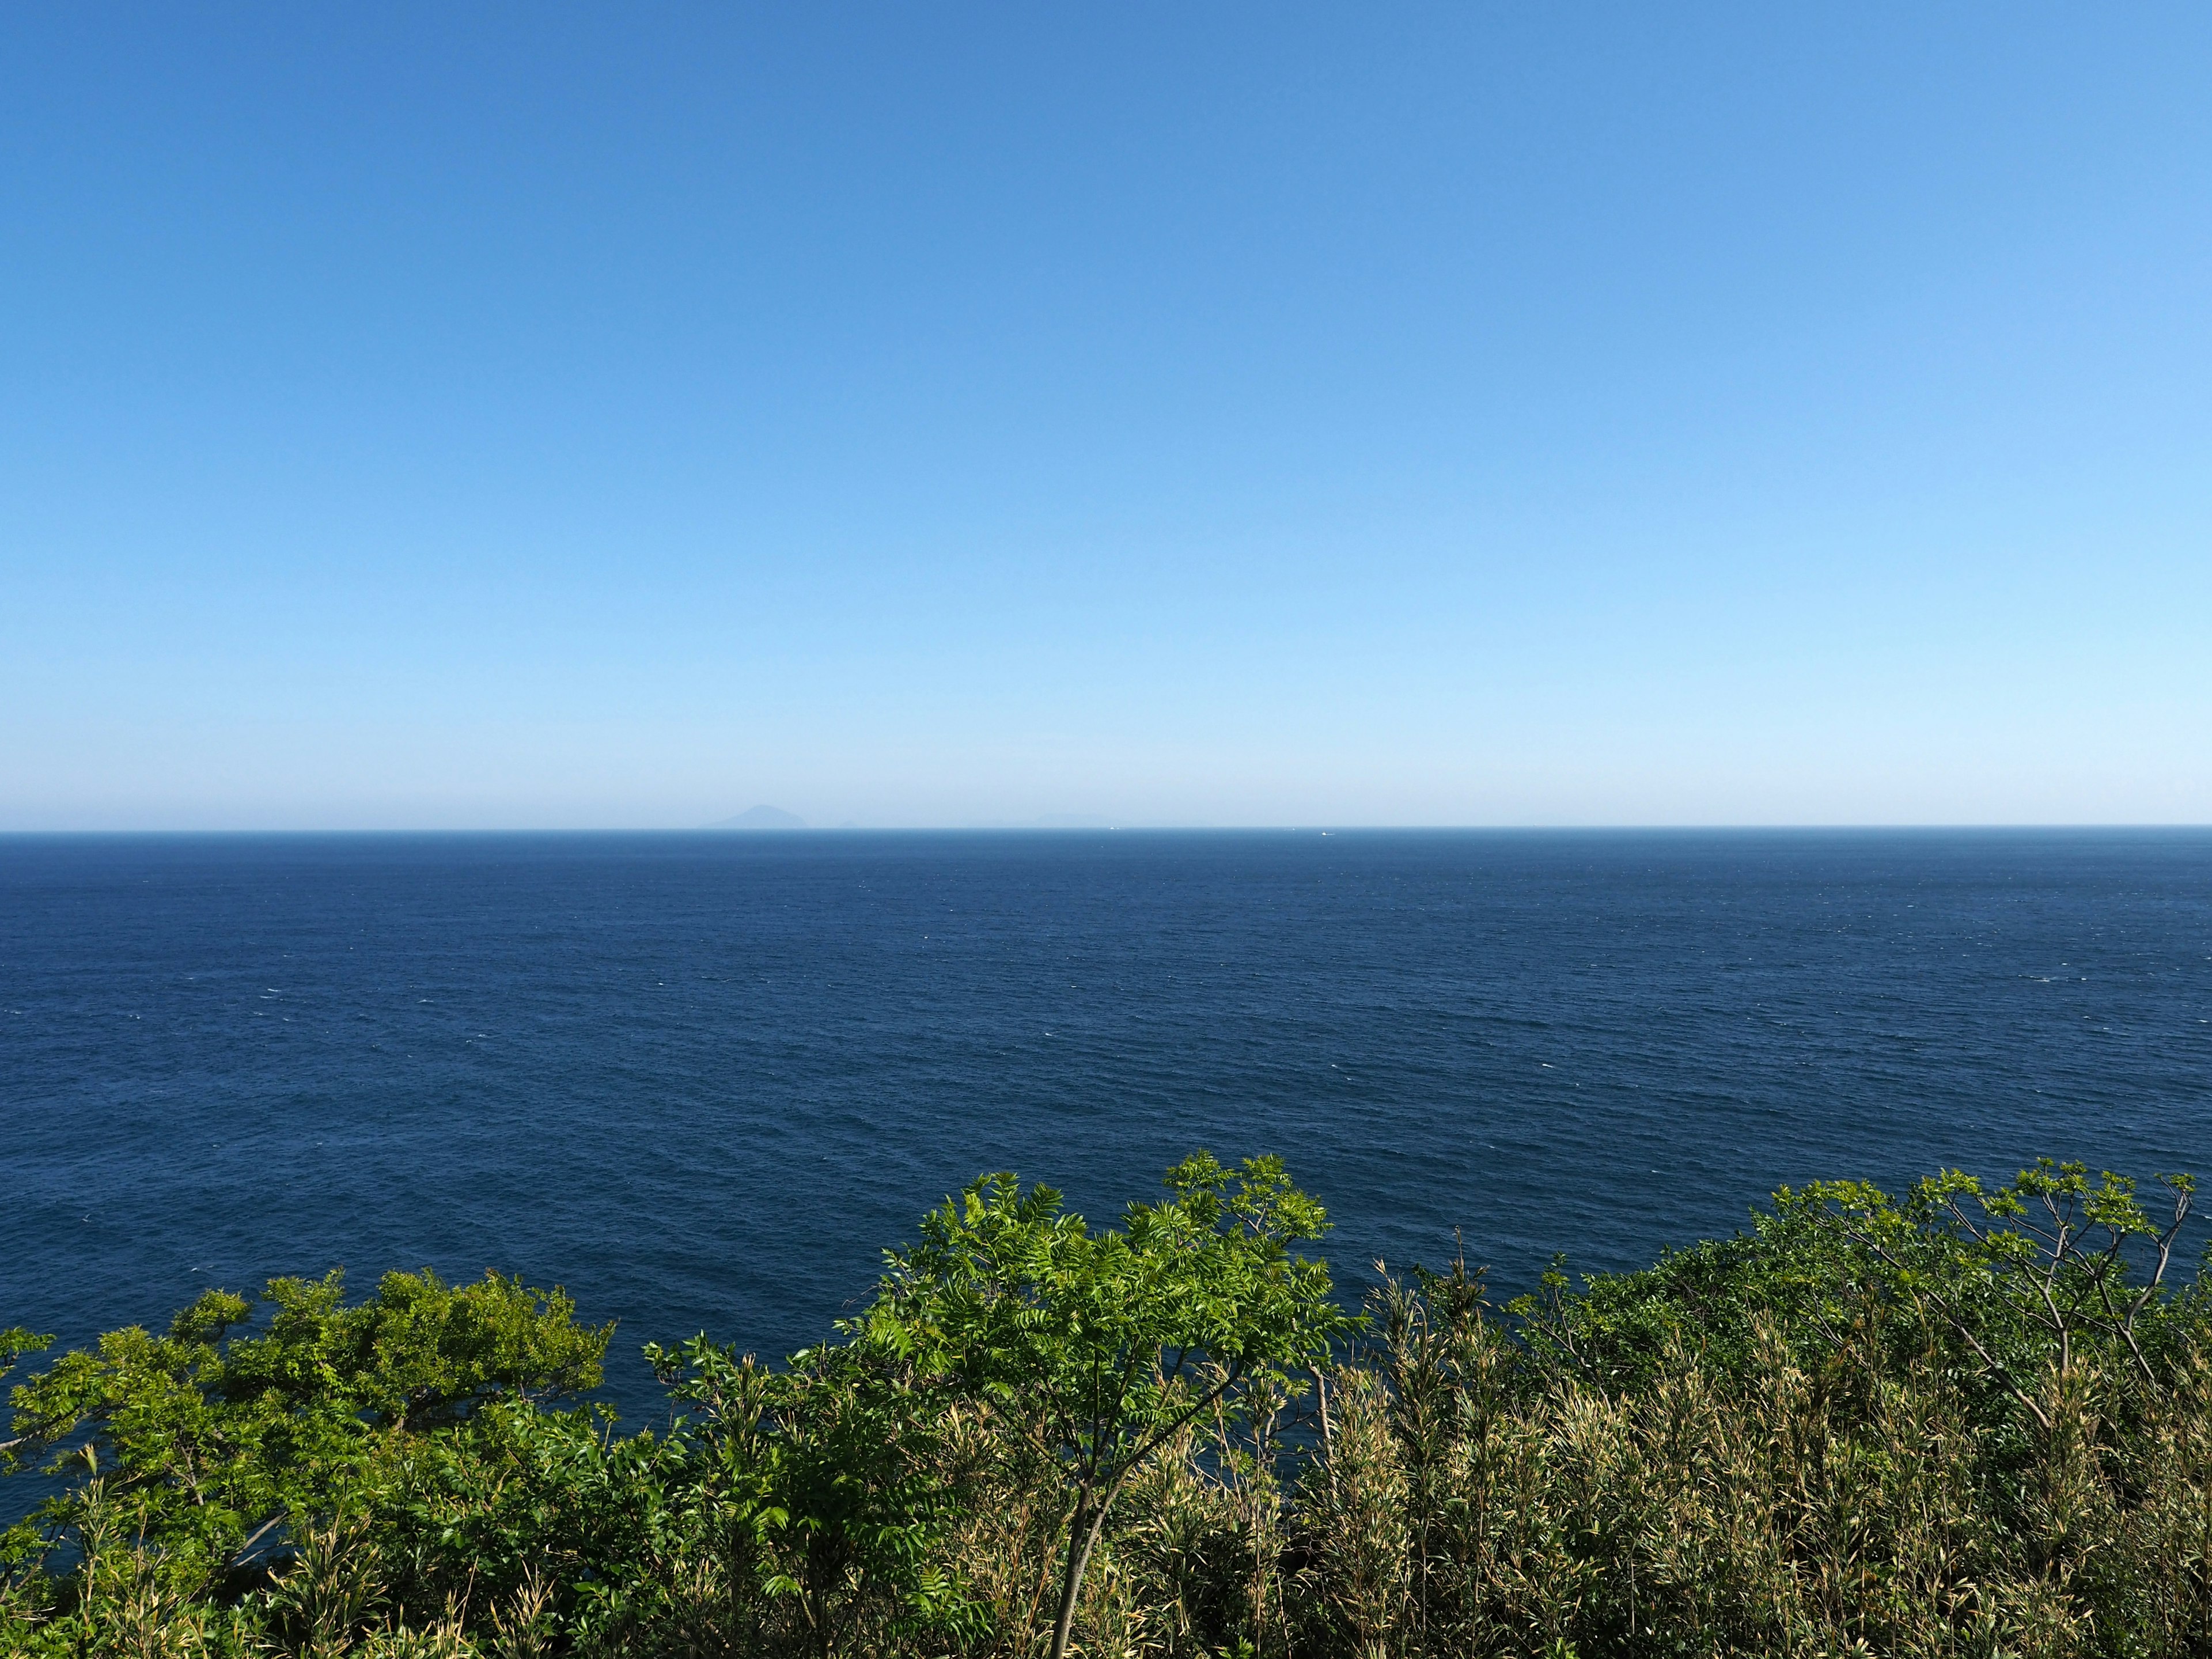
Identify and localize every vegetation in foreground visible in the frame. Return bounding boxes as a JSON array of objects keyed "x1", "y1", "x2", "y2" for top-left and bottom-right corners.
[{"x1": 5, "y1": 1152, "x2": 2209, "y2": 1658}]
